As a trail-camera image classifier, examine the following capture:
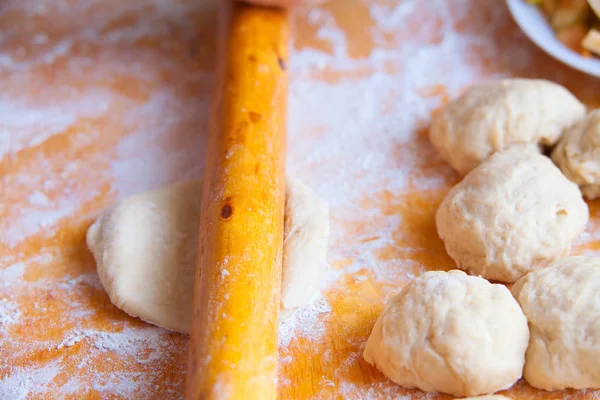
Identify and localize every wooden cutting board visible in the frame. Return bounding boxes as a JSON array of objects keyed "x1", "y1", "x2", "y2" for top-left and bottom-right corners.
[{"x1": 1, "y1": 0, "x2": 600, "y2": 399}]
